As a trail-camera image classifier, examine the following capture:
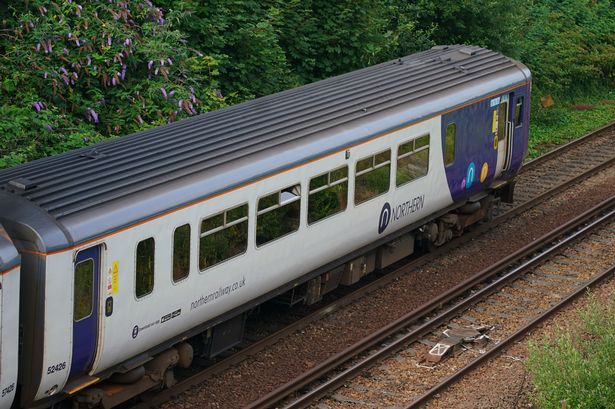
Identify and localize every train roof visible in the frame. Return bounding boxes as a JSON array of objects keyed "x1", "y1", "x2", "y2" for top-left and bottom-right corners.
[
  {"x1": 0, "y1": 224, "x2": 20, "y2": 272},
  {"x1": 0, "y1": 45, "x2": 530, "y2": 252}
]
